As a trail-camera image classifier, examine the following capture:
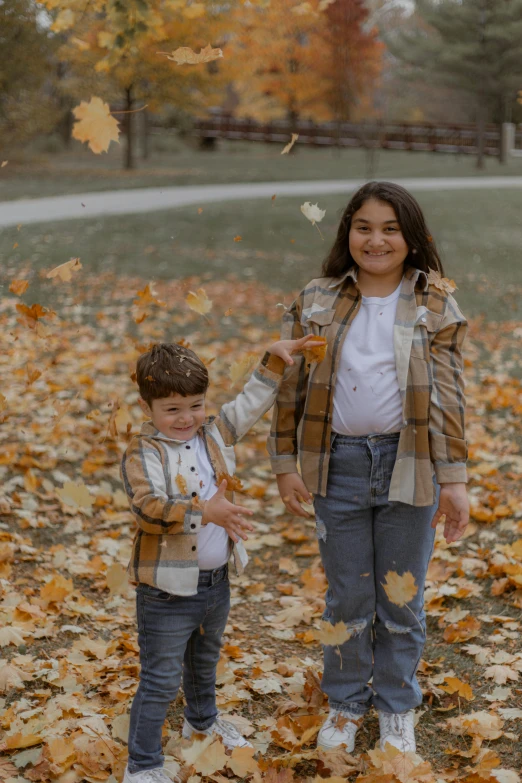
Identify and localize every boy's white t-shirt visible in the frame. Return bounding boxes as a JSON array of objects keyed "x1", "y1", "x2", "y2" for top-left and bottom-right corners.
[
  {"x1": 331, "y1": 283, "x2": 404, "y2": 437},
  {"x1": 189, "y1": 434, "x2": 231, "y2": 570}
]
